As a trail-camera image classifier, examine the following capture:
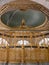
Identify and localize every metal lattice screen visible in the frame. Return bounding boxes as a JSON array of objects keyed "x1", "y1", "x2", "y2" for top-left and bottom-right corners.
[{"x1": 0, "y1": 30, "x2": 49, "y2": 63}]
